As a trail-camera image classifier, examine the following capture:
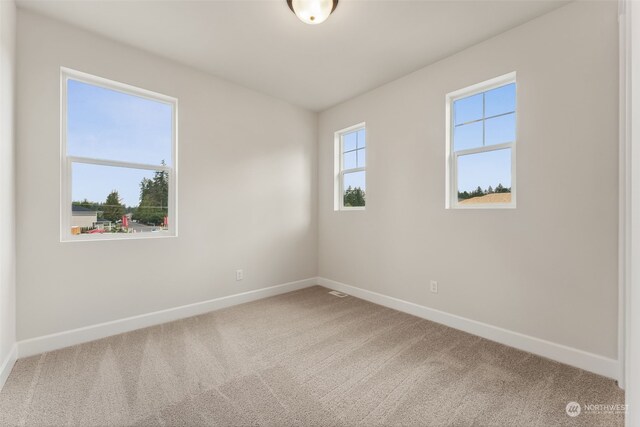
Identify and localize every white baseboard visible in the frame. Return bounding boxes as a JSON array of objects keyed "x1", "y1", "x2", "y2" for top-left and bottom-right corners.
[
  {"x1": 0, "y1": 343, "x2": 17, "y2": 392},
  {"x1": 18, "y1": 278, "x2": 317, "y2": 358},
  {"x1": 15, "y1": 276, "x2": 620, "y2": 382},
  {"x1": 317, "y1": 277, "x2": 620, "y2": 381}
]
